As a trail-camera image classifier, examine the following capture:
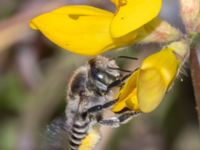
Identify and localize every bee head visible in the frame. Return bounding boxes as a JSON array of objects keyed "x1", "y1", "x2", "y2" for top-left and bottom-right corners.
[{"x1": 89, "y1": 56, "x2": 120, "y2": 93}]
